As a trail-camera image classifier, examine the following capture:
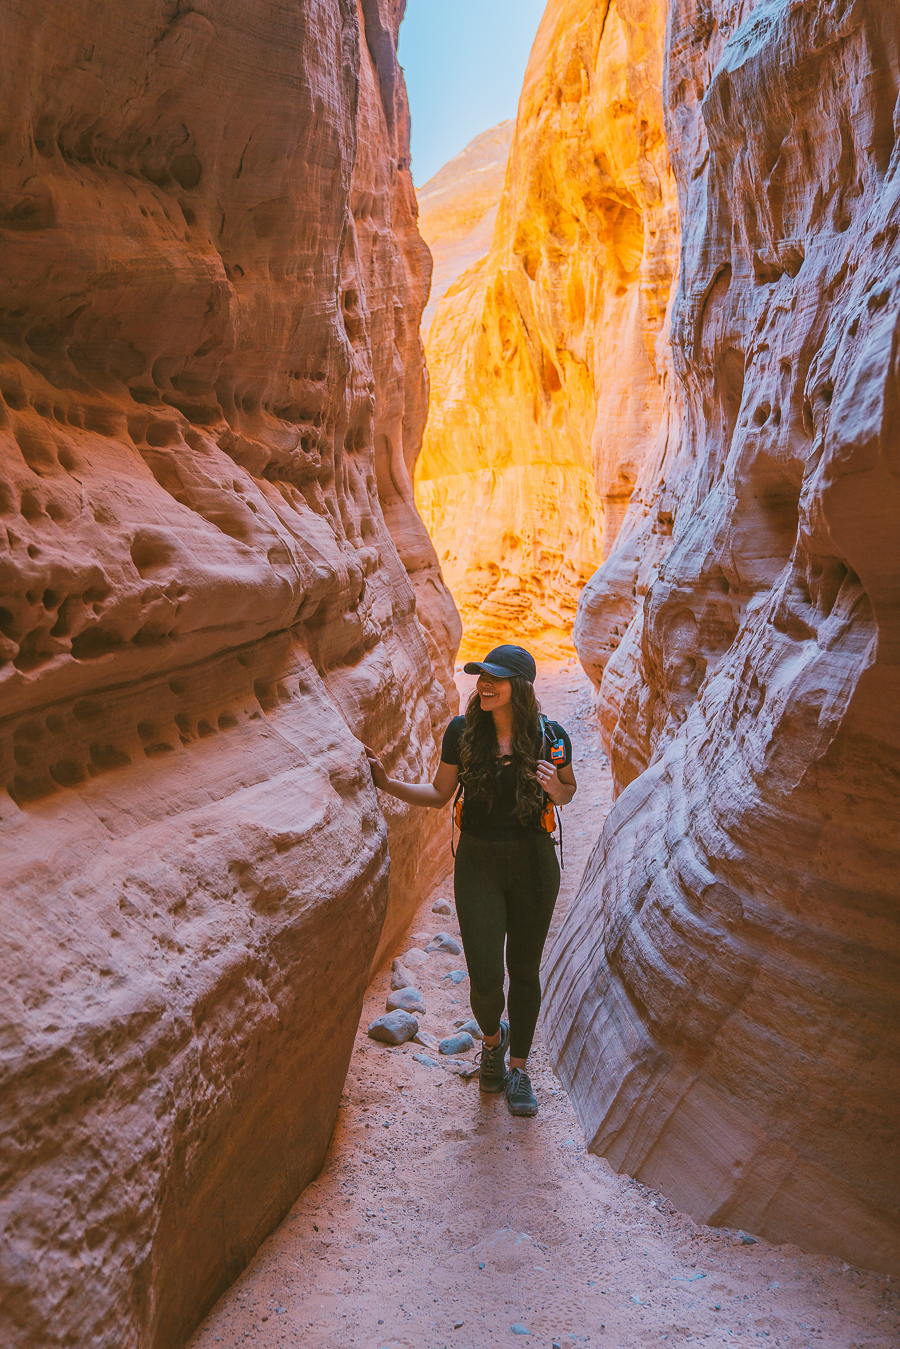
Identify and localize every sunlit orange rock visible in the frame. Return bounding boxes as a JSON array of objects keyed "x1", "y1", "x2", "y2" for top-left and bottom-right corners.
[
  {"x1": 415, "y1": 0, "x2": 677, "y2": 657},
  {"x1": 0, "y1": 1, "x2": 457, "y2": 1344},
  {"x1": 417, "y1": 120, "x2": 514, "y2": 334},
  {"x1": 546, "y1": 0, "x2": 900, "y2": 1274}
]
